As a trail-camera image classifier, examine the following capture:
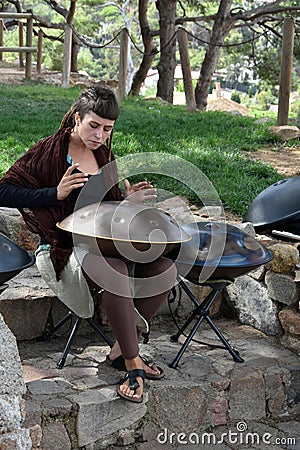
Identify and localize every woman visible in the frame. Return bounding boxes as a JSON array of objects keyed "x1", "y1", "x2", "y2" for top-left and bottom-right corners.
[{"x1": 0, "y1": 85, "x2": 177, "y2": 403}]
